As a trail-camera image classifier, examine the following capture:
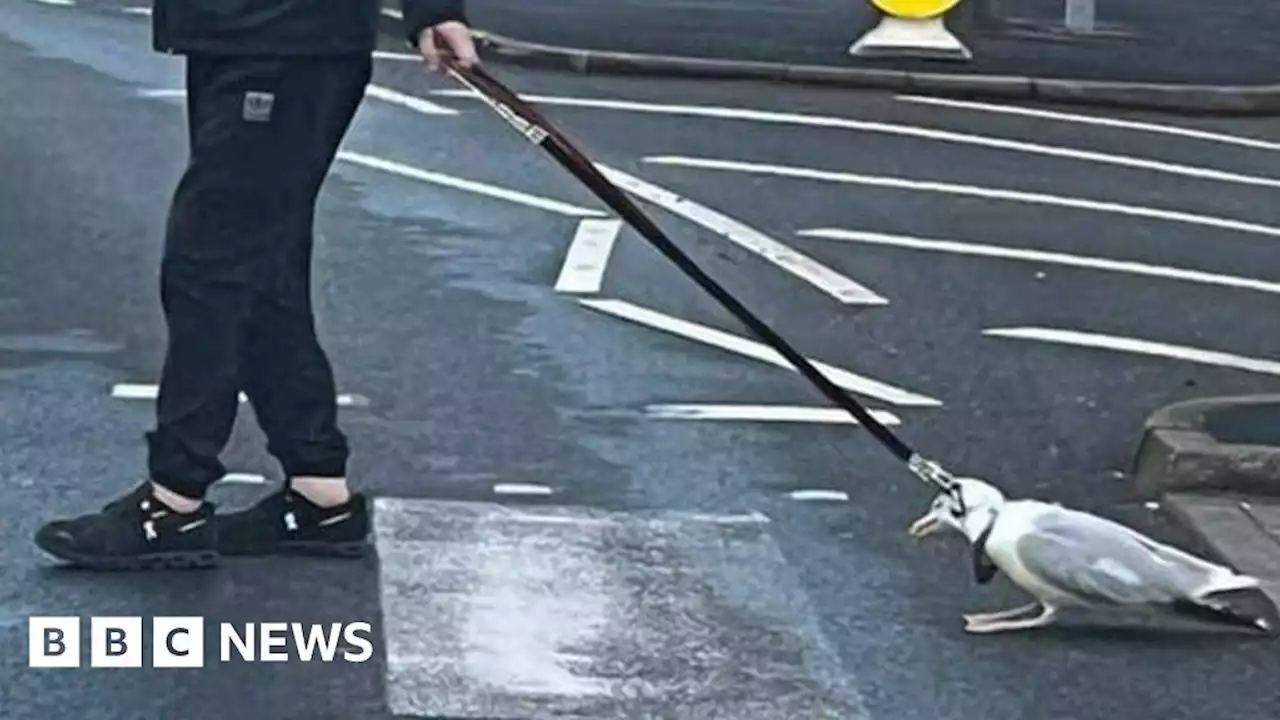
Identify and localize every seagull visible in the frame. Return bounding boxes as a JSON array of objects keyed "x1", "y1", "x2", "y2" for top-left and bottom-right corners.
[{"x1": 907, "y1": 477, "x2": 1273, "y2": 634}]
